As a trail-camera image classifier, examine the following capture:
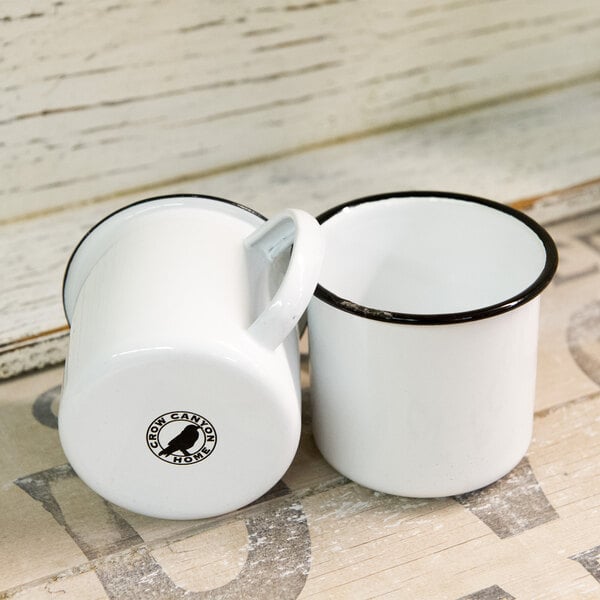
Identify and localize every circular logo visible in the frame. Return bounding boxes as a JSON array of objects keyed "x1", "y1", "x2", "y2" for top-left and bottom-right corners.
[{"x1": 146, "y1": 411, "x2": 217, "y2": 465}]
